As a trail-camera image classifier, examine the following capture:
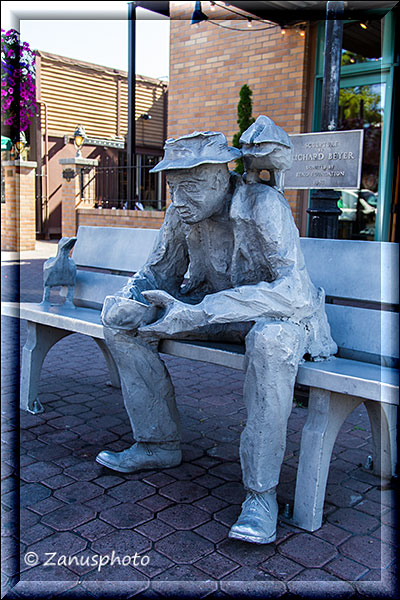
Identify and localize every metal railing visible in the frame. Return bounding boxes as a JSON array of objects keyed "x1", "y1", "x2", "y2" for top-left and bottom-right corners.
[{"x1": 93, "y1": 159, "x2": 164, "y2": 211}]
